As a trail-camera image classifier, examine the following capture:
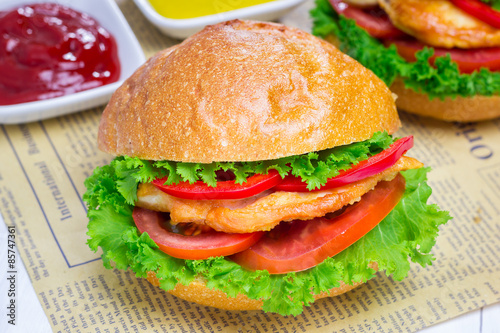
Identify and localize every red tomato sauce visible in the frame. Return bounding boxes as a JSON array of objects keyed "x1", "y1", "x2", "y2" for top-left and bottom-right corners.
[{"x1": 0, "y1": 3, "x2": 120, "y2": 105}]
